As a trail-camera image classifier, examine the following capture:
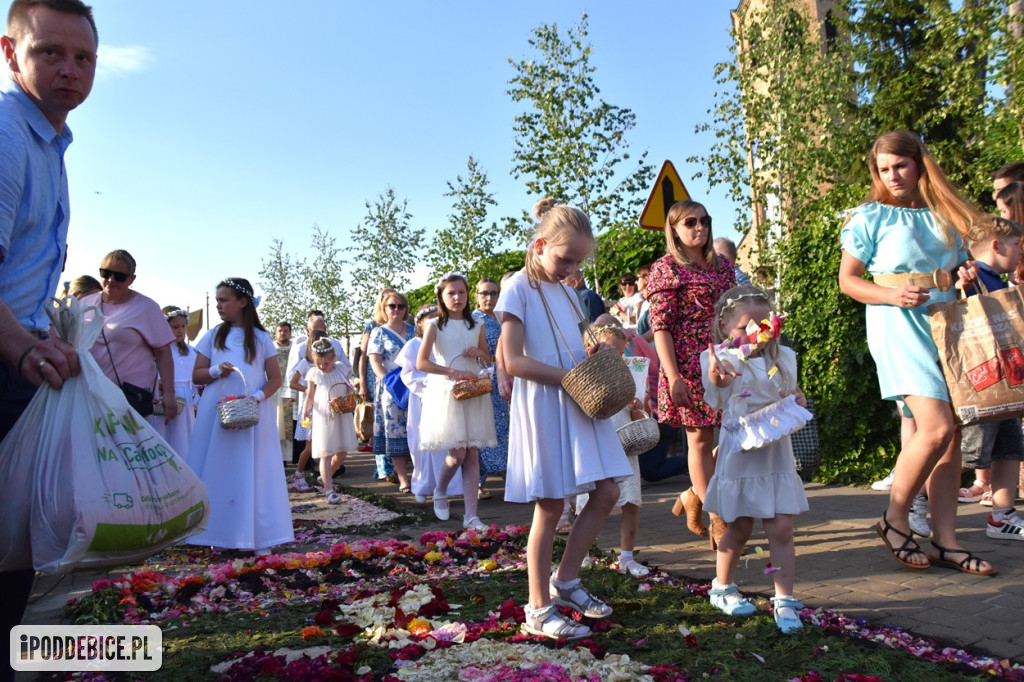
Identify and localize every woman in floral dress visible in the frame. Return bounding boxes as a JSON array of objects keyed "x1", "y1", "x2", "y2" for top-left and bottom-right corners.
[
  {"x1": 648, "y1": 200, "x2": 735, "y2": 547},
  {"x1": 368, "y1": 289, "x2": 415, "y2": 491},
  {"x1": 472, "y1": 278, "x2": 509, "y2": 495}
]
